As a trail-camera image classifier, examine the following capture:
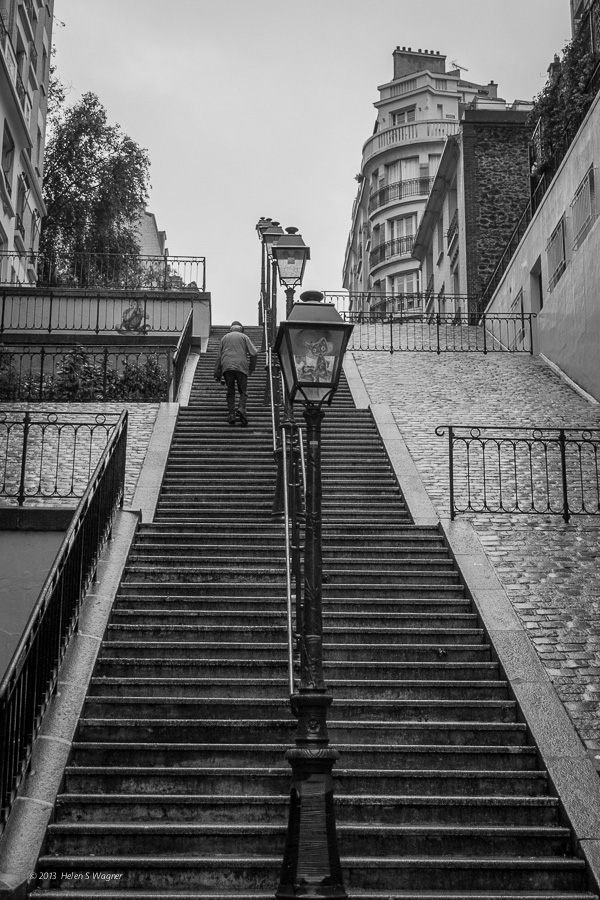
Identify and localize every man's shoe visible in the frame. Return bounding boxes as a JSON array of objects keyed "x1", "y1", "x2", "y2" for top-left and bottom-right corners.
[
  {"x1": 227, "y1": 413, "x2": 236, "y2": 425},
  {"x1": 236, "y1": 409, "x2": 248, "y2": 426}
]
